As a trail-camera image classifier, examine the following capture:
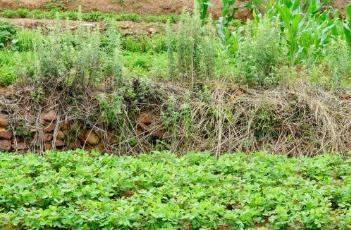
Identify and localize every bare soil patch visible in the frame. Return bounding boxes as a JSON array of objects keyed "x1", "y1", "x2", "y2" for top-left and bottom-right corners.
[
  {"x1": 0, "y1": 0, "x2": 193, "y2": 15},
  {"x1": 0, "y1": 0, "x2": 348, "y2": 16}
]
